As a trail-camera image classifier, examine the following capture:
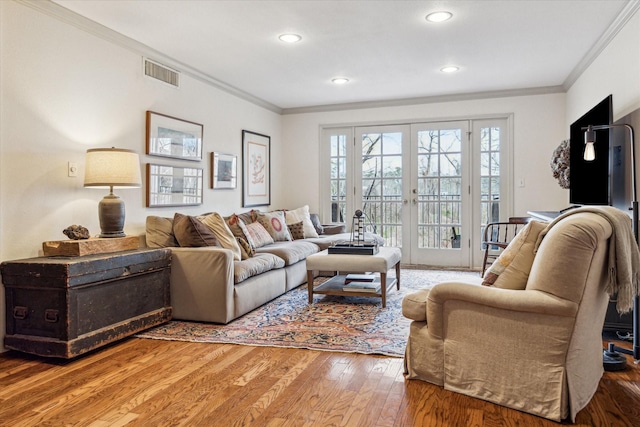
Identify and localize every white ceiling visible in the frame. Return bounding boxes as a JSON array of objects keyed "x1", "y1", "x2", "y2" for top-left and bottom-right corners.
[{"x1": 52, "y1": 0, "x2": 634, "y2": 112}]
